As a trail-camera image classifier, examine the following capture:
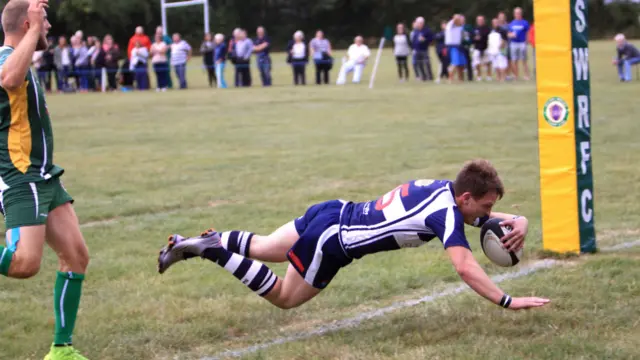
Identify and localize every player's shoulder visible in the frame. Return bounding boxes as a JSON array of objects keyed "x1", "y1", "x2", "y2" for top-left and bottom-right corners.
[{"x1": 406, "y1": 179, "x2": 455, "y2": 204}]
